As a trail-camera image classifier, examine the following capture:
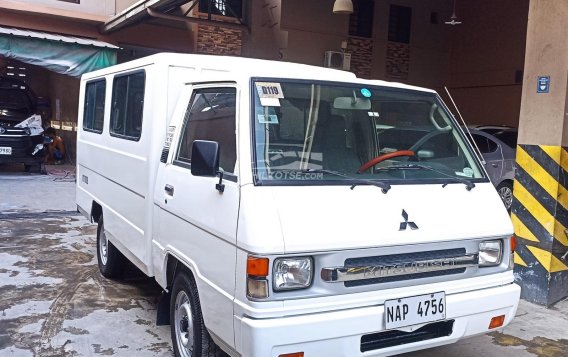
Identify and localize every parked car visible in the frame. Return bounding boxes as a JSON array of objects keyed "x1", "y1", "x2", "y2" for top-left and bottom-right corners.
[
  {"x1": 472, "y1": 125, "x2": 518, "y2": 149},
  {"x1": 0, "y1": 76, "x2": 45, "y2": 172},
  {"x1": 471, "y1": 125, "x2": 515, "y2": 135},
  {"x1": 467, "y1": 128, "x2": 516, "y2": 211}
]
